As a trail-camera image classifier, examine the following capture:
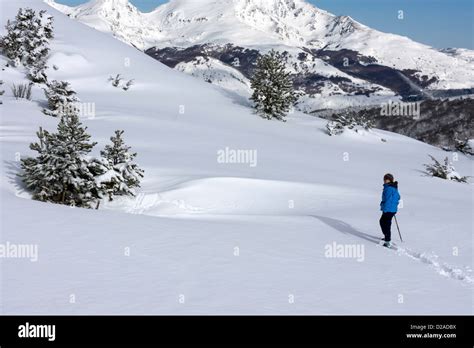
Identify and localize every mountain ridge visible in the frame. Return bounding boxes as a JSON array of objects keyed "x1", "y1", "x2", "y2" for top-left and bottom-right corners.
[{"x1": 45, "y1": 0, "x2": 474, "y2": 111}]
